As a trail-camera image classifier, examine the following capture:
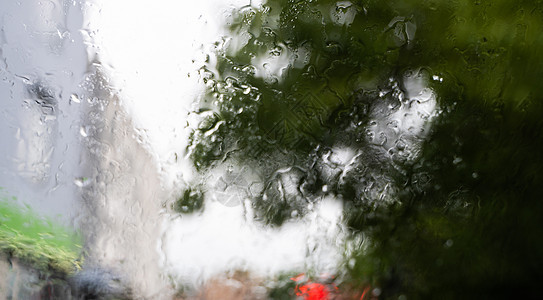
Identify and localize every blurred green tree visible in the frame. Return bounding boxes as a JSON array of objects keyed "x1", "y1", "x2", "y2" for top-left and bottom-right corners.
[{"x1": 188, "y1": 0, "x2": 543, "y2": 298}]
